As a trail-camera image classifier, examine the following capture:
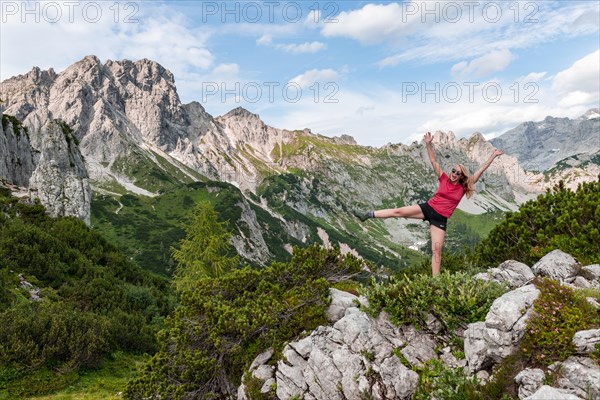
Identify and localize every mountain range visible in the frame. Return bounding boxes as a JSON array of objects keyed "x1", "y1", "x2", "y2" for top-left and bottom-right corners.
[{"x1": 1, "y1": 56, "x2": 598, "y2": 273}]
